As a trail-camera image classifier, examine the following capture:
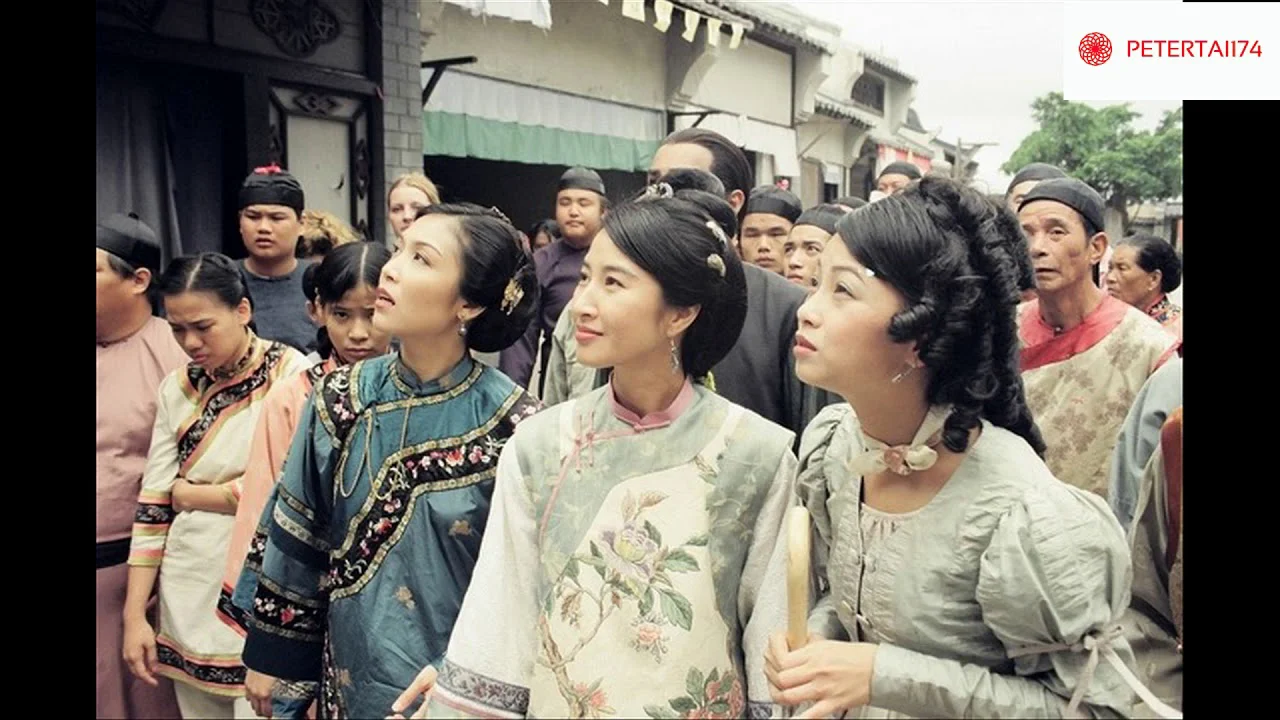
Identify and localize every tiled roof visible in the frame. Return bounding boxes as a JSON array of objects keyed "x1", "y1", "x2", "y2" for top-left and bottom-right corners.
[
  {"x1": 704, "y1": 0, "x2": 837, "y2": 53},
  {"x1": 815, "y1": 94, "x2": 880, "y2": 129}
]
